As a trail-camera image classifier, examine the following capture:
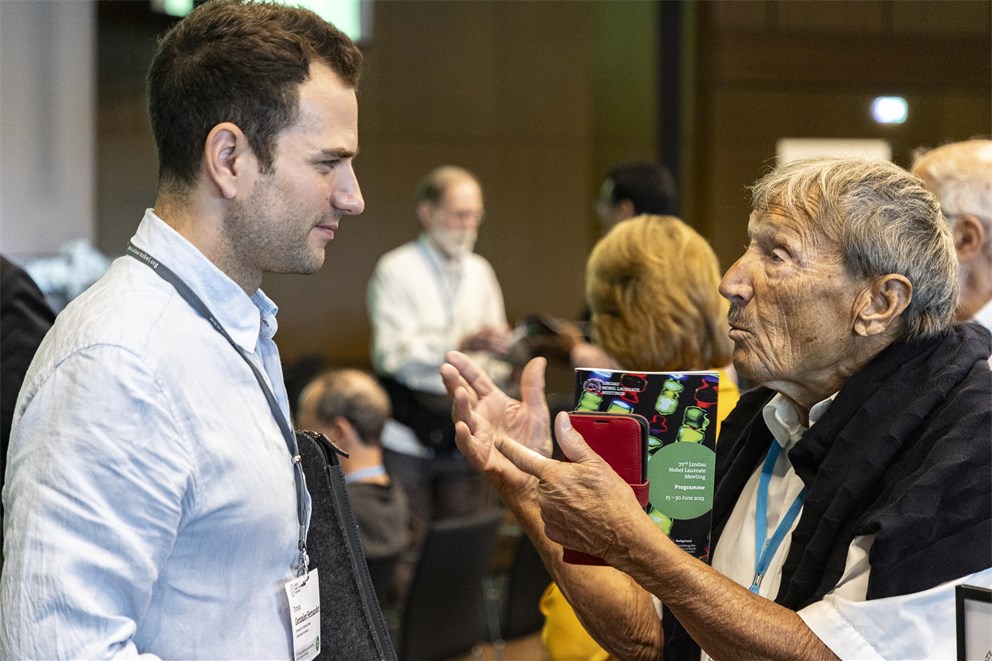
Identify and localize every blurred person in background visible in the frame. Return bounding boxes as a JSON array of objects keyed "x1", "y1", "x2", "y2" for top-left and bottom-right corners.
[
  {"x1": 296, "y1": 368, "x2": 410, "y2": 608},
  {"x1": 595, "y1": 161, "x2": 679, "y2": 233},
  {"x1": 367, "y1": 165, "x2": 510, "y2": 592},
  {"x1": 911, "y1": 139, "x2": 992, "y2": 361},
  {"x1": 0, "y1": 255, "x2": 56, "y2": 574},
  {"x1": 531, "y1": 161, "x2": 683, "y2": 371}
]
